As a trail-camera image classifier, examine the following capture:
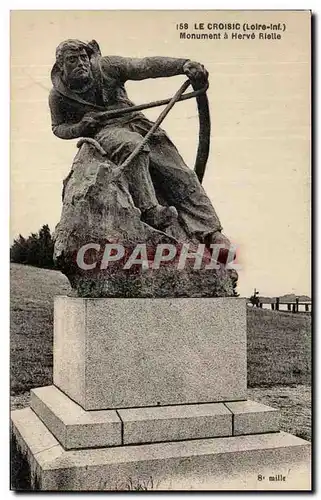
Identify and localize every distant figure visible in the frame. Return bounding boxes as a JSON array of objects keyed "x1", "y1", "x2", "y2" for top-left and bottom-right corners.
[{"x1": 249, "y1": 288, "x2": 260, "y2": 307}]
